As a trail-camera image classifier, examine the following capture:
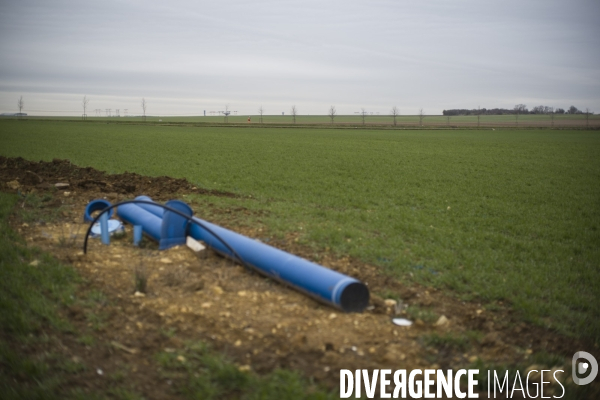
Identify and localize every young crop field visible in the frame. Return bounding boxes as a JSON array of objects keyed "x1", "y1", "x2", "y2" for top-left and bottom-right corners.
[{"x1": 1, "y1": 119, "x2": 599, "y2": 341}]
